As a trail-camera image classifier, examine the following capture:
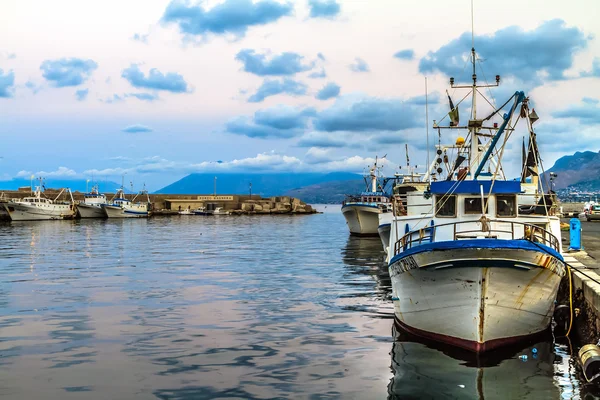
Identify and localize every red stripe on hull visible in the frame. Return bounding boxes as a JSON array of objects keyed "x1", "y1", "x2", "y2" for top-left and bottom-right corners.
[{"x1": 394, "y1": 317, "x2": 549, "y2": 353}]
